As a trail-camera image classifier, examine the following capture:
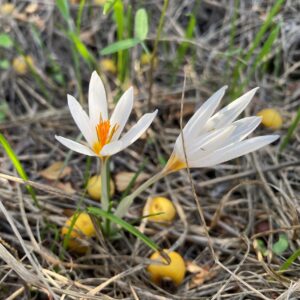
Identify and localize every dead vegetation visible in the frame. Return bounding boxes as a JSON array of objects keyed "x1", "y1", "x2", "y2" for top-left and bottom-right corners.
[{"x1": 0, "y1": 0, "x2": 300, "y2": 299}]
